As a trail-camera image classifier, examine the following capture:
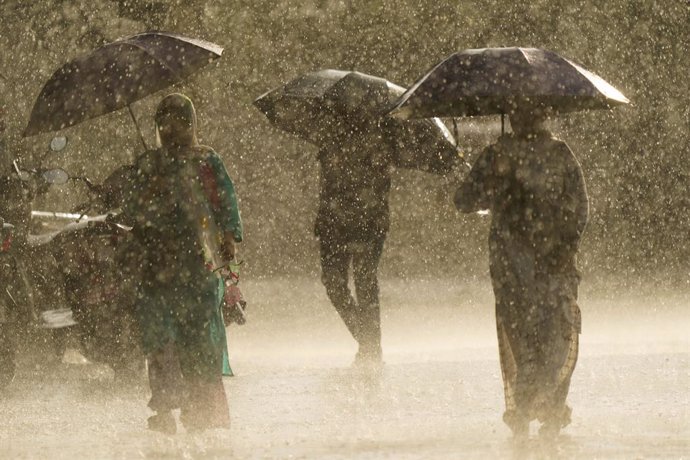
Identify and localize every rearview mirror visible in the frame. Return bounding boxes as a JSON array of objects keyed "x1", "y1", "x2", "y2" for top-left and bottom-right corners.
[{"x1": 50, "y1": 136, "x2": 68, "y2": 152}]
